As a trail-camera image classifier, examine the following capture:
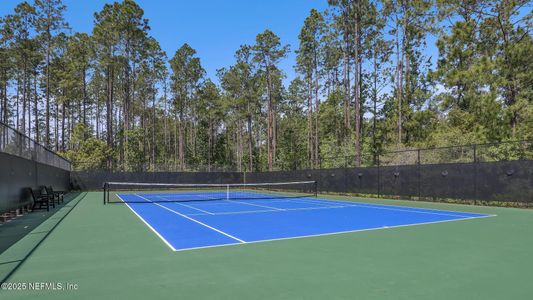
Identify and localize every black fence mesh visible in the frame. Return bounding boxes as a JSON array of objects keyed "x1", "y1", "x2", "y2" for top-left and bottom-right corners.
[
  {"x1": 378, "y1": 165, "x2": 419, "y2": 197},
  {"x1": 240, "y1": 160, "x2": 533, "y2": 204},
  {"x1": 70, "y1": 140, "x2": 533, "y2": 205},
  {"x1": 0, "y1": 121, "x2": 71, "y2": 171},
  {"x1": 0, "y1": 152, "x2": 71, "y2": 213},
  {"x1": 71, "y1": 171, "x2": 243, "y2": 190},
  {"x1": 419, "y1": 163, "x2": 476, "y2": 200},
  {"x1": 476, "y1": 160, "x2": 533, "y2": 203}
]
